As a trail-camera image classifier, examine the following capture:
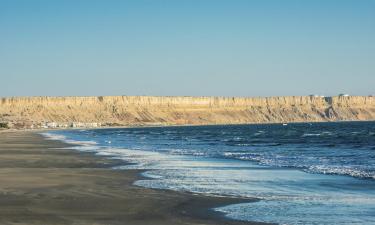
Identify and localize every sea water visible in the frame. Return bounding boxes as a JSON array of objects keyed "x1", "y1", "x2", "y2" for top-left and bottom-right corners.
[{"x1": 42, "y1": 122, "x2": 375, "y2": 225}]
